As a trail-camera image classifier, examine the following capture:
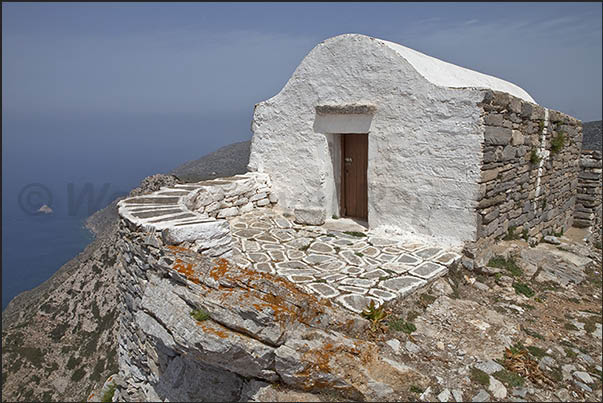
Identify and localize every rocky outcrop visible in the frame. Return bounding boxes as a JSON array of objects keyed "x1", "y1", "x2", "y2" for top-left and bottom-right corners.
[
  {"x1": 37, "y1": 204, "x2": 54, "y2": 214},
  {"x1": 115, "y1": 210, "x2": 603, "y2": 402},
  {"x1": 115, "y1": 217, "x2": 429, "y2": 401}
]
